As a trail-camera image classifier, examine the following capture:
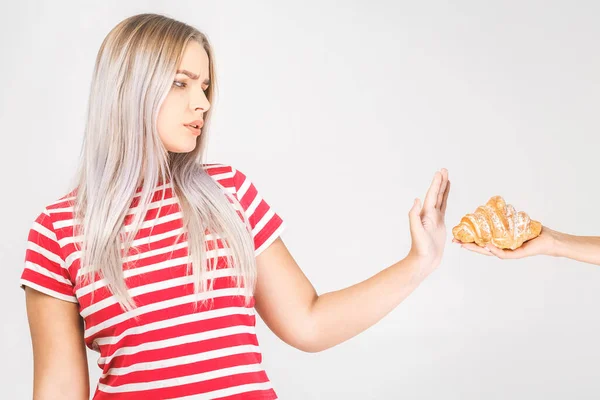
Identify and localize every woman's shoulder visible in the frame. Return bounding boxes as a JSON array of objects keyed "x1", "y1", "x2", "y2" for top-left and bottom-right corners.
[
  {"x1": 202, "y1": 162, "x2": 244, "y2": 175},
  {"x1": 25, "y1": 190, "x2": 79, "y2": 265},
  {"x1": 202, "y1": 162, "x2": 233, "y2": 174},
  {"x1": 202, "y1": 162, "x2": 247, "y2": 193},
  {"x1": 33, "y1": 189, "x2": 79, "y2": 225}
]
